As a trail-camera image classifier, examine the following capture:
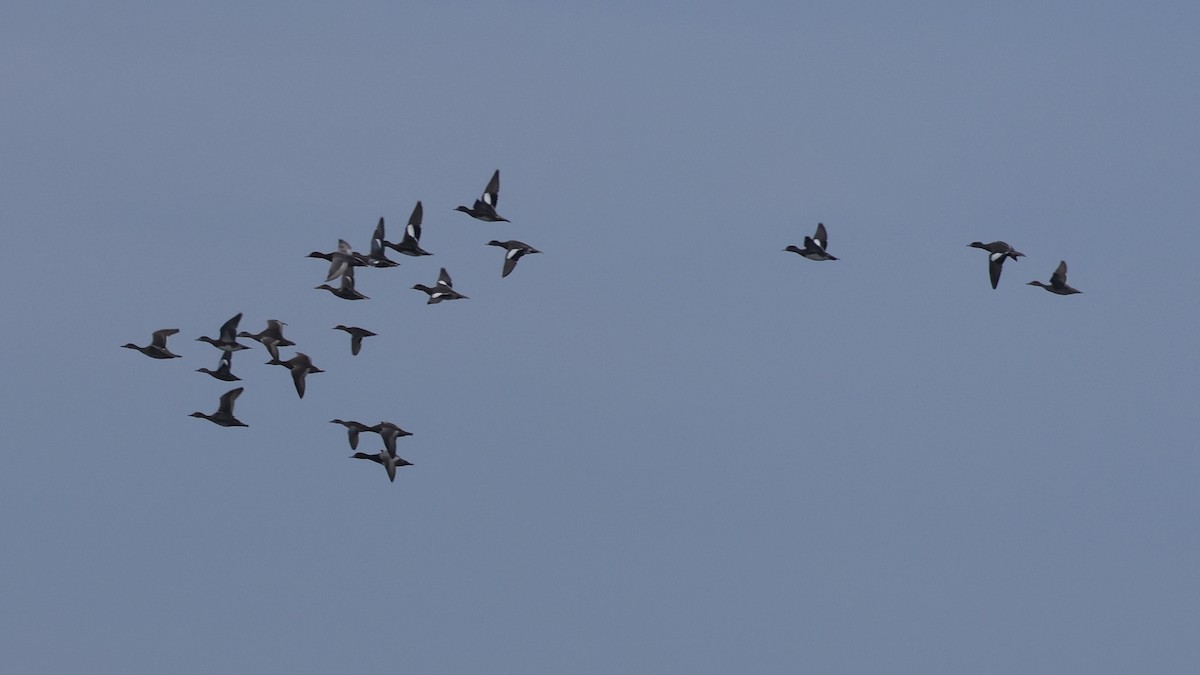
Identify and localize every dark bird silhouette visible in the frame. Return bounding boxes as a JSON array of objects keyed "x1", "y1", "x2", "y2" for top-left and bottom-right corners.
[
  {"x1": 196, "y1": 313, "x2": 250, "y2": 352},
  {"x1": 189, "y1": 387, "x2": 248, "y2": 427},
  {"x1": 385, "y1": 201, "x2": 432, "y2": 256},
  {"x1": 333, "y1": 325, "x2": 377, "y2": 355},
  {"x1": 267, "y1": 352, "x2": 325, "y2": 399},
  {"x1": 413, "y1": 267, "x2": 467, "y2": 304},
  {"x1": 364, "y1": 218, "x2": 400, "y2": 268},
  {"x1": 454, "y1": 169, "x2": 508, "y2": 222},
  {"x1": 122, "y1": 328, "x2": 182, "y2": 359},
  {"x1": 968, "y1": 241, "x2": 1024, "y2": 289},
  {"x1": 487, "y1": 239, "x2": 542, "y2": 277},
  {"x1": 785, "y1": 222, "x2": 838, "y2": 261},
  {"x1": 351, "y1": 450, "x2": 413, "y2": 483},
  {"x1": 1027, "y1": 260, "x2": 1082, "y2": 295},
  {"x1": 315, "y1": 266, "x2": 369, "y2": 300},
  {"x1": 370, "y1": 421, "x2": 413, "y2": 458},
  {"x1": 196, "y1": 350, "x2": 241, "y2": 382},
  {"x1": 330, "y1": 419, "x2": 374, "y2": 450}
]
